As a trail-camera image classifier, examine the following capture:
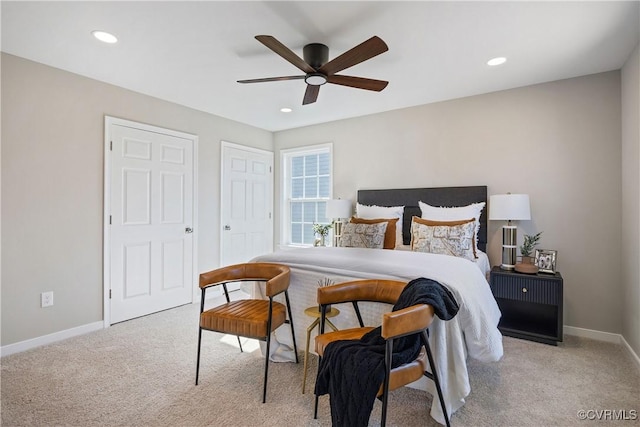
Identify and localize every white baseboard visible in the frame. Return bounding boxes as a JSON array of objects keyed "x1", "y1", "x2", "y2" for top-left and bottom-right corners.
[
  {"x1": 565, "y1": 325, "x2": 640, "y2": 371},
  {"x1": 1, "y1": 321, "x2": 104, "y2": 358},
  {"x1": 564, "y1": 325, "x2": 622, "y2": 343},
  {"x1": 621, "y1": 335, "x2": 640, "y2": 370}
]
